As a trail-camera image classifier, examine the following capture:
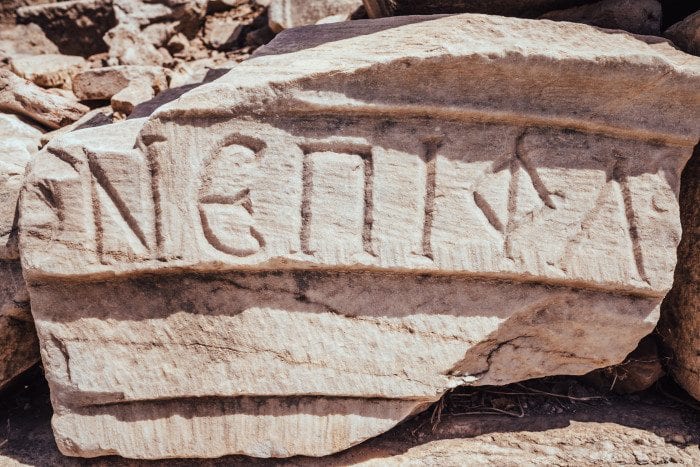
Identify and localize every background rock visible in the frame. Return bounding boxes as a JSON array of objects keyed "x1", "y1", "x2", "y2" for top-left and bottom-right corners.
[
  {"x1": 16, "y1": 0, "x2": 118, "y2": 56},
  {"x1": 268, "y1": 0, "x2": 361, "y2": 32},
  {"x1": 9, "y1": 54, "x2": 86, "y2": 89},
  {"x1": 72, "y1": 65, "x2": 169, "y2": 101},
  {"x1": 0, "y1": 262, "x2": 38, "y2": 391},
  {"x1": 0, "y1": 0, "x2": 55, "y2": 25},
  {"x1": 659, "y1": 145, "x2": 700, "y2": 401},
  {"x1": 0, "y1": 69, "x2": 89, "y2": 129},
  {"x1": 664, "y1": 10, "x2": 700, "y2": 56},
  {"x1": 0, "y1": 23, "x2": 58, "y2": 62},
  {"x1": 539, "y1": 0, "x2": 662, "y2": 36},
  {"x1": 363, "y1": 0, "x2": 597, "y2": 18},
  {"x1": 0, "y1": 113, "x2": 41, "y2": 391}
]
